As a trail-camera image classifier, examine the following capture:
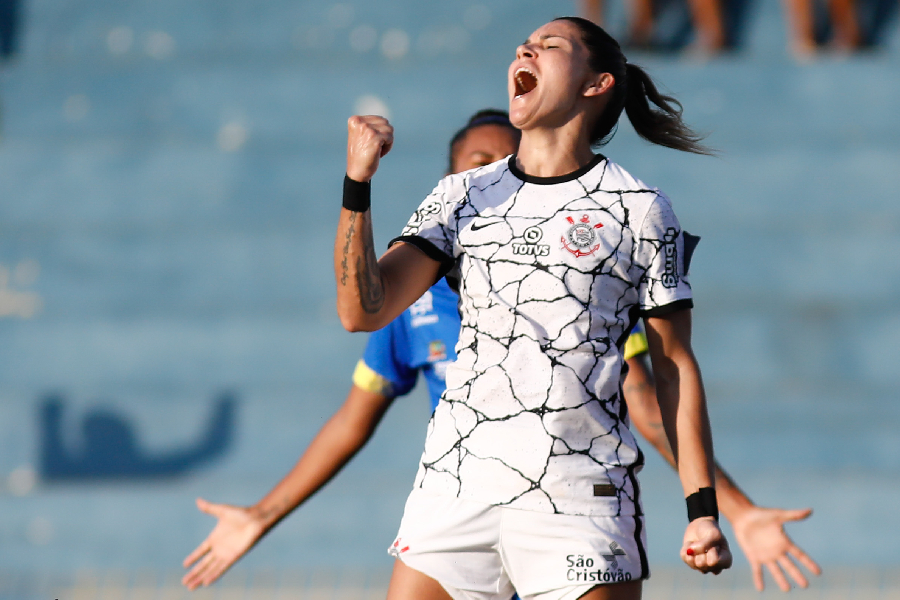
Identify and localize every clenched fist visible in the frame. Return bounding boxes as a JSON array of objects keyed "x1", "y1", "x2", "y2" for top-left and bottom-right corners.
[
  {"x1": 682, "y1": 516, "x2": 733, "y2": 575},
  {"x1": 346, "y1": 115, "x2": 394, "y2": 182}
]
